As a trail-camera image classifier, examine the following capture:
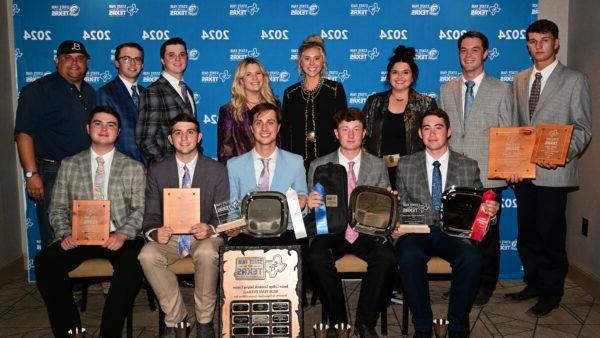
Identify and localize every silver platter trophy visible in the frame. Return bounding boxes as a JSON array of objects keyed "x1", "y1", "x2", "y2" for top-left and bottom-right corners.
[
  {"x1": 348, "y1": 186, "x2": 397, "y2": 237},
  {"x1": 241, "y1": 191, "x2": 289, "y2": 238},
  {"x1": 440, "y1": 186, "x2": 483, "y2": 238}
]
